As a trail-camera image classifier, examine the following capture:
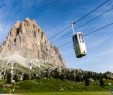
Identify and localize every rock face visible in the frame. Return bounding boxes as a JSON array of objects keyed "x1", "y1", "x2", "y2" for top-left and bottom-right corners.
[{"x1": 0, "y1": 18, "x2": 65, "y2": 68}]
